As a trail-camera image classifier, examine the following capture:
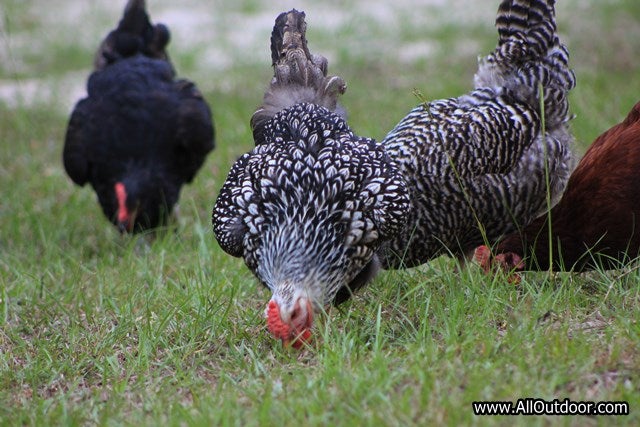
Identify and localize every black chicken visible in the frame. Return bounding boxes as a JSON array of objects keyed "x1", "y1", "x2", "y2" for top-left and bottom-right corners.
[{"x1": 63, "y1": 0, "x2": 214, "y2": 233}]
